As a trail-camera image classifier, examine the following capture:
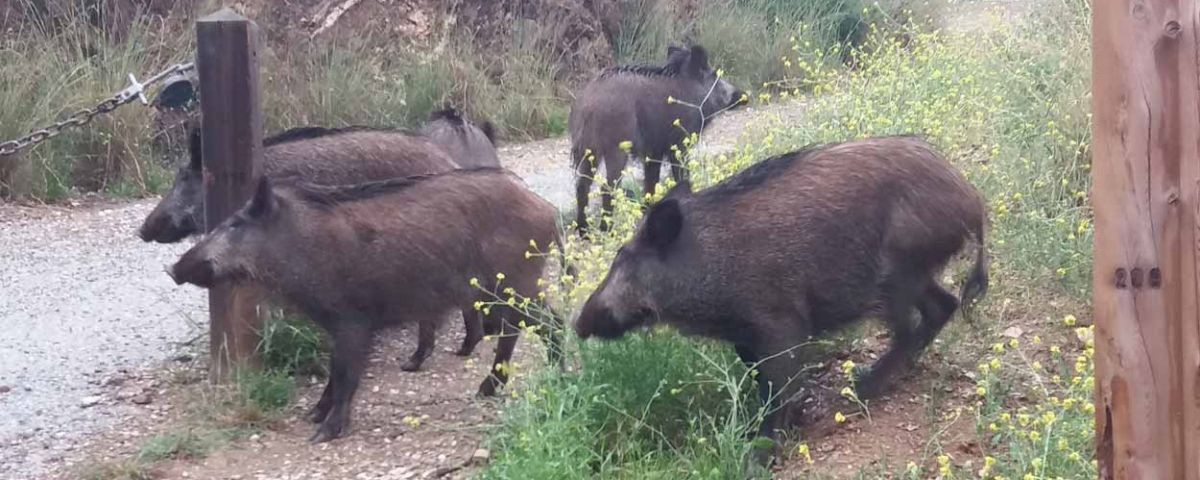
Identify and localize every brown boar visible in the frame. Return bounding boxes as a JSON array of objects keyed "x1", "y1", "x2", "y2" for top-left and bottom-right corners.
[
  {"x1": 568, "y1": 44, "x2": 747, "y2": 233},
  {"x1": 574, "y1": 136, "x2": 989, "y2": 462},
  {"x1": 169, "y1": 168, "x2": 564, "y2": 442},
  {"x1": 420, "y1": 107, "x2": 501, "y2": 168}
]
